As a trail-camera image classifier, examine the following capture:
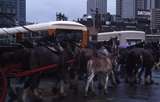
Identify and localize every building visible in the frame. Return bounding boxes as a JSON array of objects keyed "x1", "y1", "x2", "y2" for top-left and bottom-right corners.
[
  {"x1": 116, "y1": 0, "x2": 122, "y2": 17},
  {"x1": 149, "y1": 0, "x2": 160, "y2": 31},
  {"x1": 0, "y1": 0, "x2": 17, "y2": 27},
  {"x1": 151, "y1": 9, "x2": 160, "y2": 30},
  {"x1": 116, "y1": 0, "x2": 160, "y2": 33},
  {"x1": 16, "y1": 0, "x2": 26, "y2": 25},
  {"x1": 0, "y1": 0, "x2": 26, "y2": 27},
  {"x1": 116, "y1": 0, "x2": 151, "y2": 19},
  {"x1": 121, "y1": 0, "x2": 136, "y2": 19},
  {"x1": 87, "y1": 0, "x2": 107, "y2": 21},
  {"x1": 87, "y1": 0, "x2": 107, "y2": 15}
]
